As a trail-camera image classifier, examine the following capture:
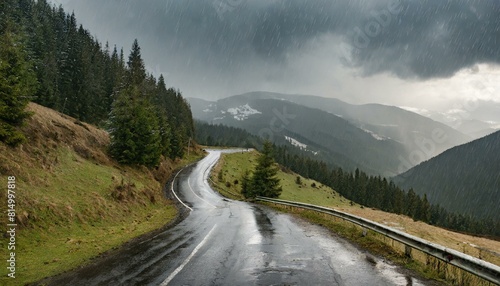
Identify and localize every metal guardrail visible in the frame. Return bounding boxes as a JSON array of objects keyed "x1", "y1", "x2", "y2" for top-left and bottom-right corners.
[{"x1": 256, "y1": 196, "x2": 500, "y2": 285}]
